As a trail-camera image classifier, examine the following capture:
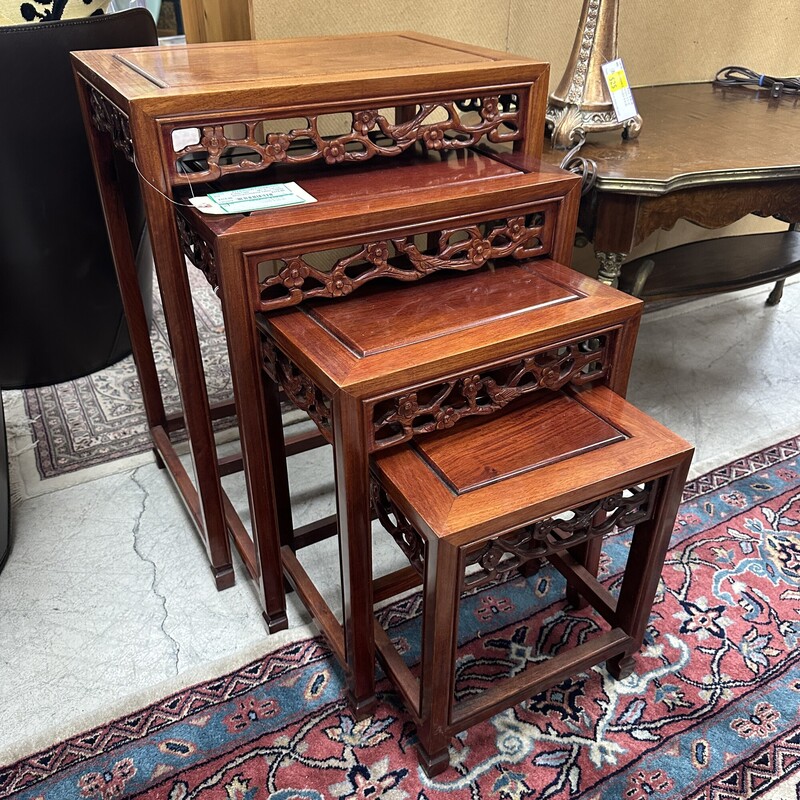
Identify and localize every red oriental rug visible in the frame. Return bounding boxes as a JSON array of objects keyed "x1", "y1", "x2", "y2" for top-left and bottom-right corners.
[{"x1": 2, "y1": 437, "x2": 800, "y2": 799}]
